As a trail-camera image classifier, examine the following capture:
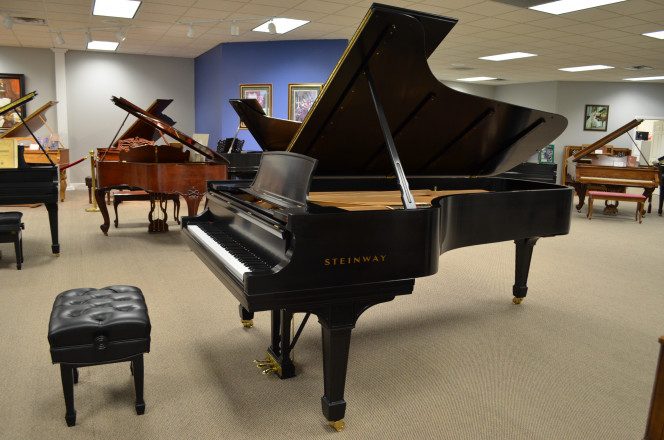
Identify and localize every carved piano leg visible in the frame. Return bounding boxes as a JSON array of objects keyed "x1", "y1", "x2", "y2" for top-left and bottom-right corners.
[
  {"x1": 512, "y1": 237, "x2": 539, "y2": 304},
  {"x1": 574, "y1": 183, "x2": 587, "y2": 211},
  {"x1": 95, "y1": 188, "x2": 112, "y2": 235},
  {"x1": 181, "y1": 189, "x2": 206, "y2": 216},
  {"x1": 238, "y1": 305, "x2": 254, "y2": 328}
]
